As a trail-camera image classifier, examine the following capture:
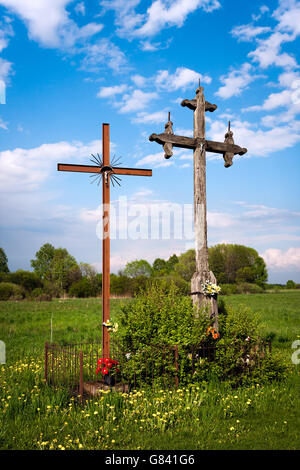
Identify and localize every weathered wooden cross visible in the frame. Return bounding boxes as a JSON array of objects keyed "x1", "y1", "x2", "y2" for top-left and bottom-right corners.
[
  {"x1": 58, "y1": 123, "x2": 152, "y2": 357},
  {"x1": 149, "y1": 84, "x2": 247, "y2": 326}
]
